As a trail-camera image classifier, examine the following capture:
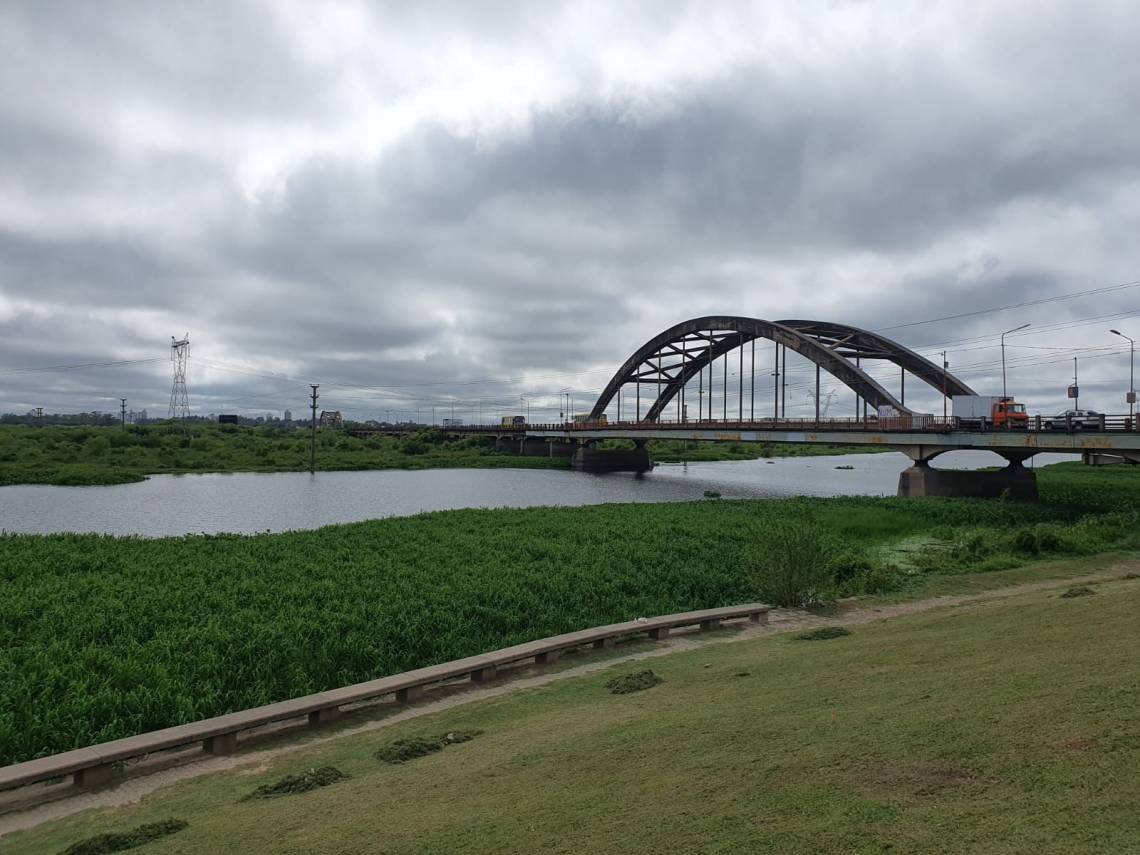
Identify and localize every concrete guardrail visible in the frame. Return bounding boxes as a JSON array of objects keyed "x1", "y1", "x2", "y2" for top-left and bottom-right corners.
[{"x1": 0, "y1": 602, "x2": 770, "y2": 796}]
